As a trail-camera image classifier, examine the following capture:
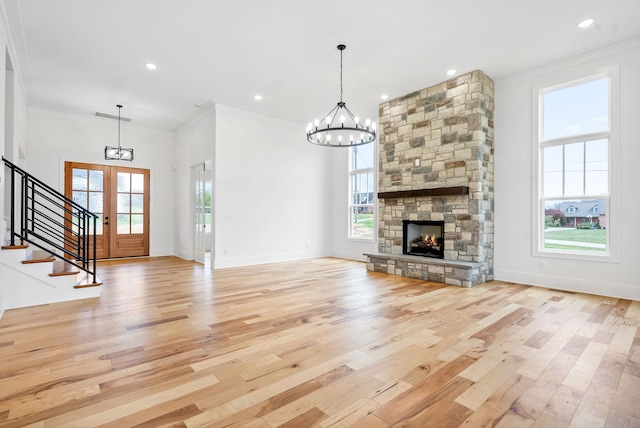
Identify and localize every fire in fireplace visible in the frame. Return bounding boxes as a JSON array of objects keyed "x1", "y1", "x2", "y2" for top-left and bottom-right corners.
[{"x1": 402, "y1": 220, "x2": 445, "y2": 259}]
